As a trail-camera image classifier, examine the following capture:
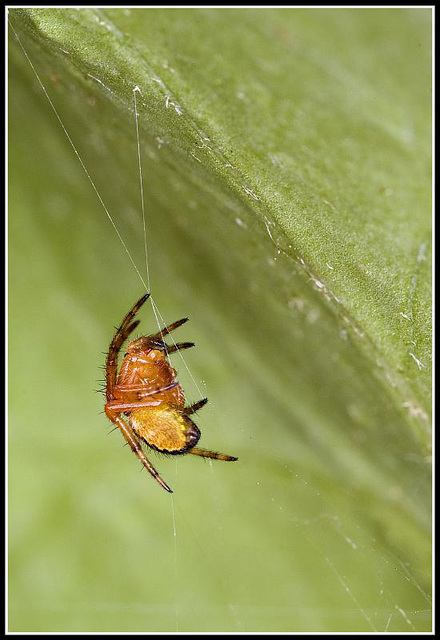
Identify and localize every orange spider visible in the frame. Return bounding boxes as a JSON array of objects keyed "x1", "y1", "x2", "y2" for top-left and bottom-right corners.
[{"x1": 104, "y1": 293, "x2": 238, "y2": 493}]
